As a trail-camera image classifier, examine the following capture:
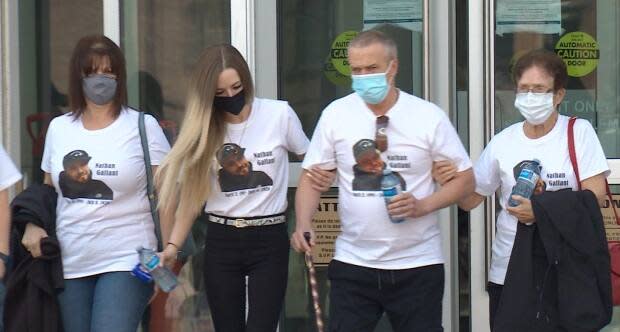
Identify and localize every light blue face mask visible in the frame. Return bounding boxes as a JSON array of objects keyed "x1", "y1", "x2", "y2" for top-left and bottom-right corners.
[{"x1": 351, "y1": 64, "x2": 392, "y2": 104}]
